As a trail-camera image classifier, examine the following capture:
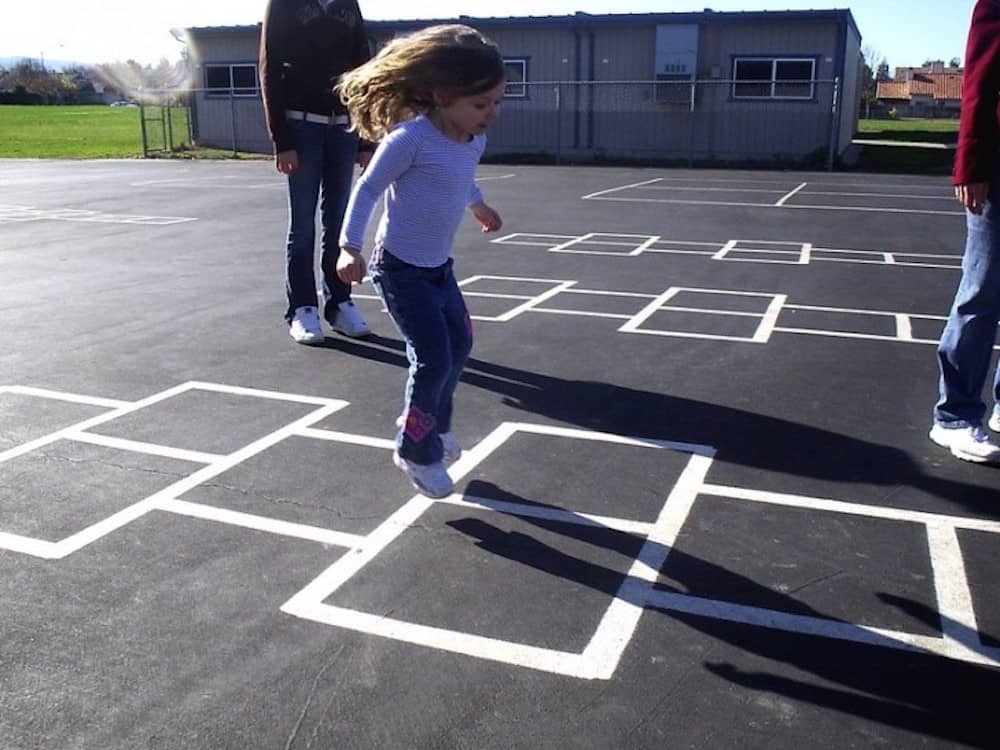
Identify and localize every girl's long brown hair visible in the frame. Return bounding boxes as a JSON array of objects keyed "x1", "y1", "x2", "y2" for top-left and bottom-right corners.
[{"x1": 338, "y1": 24, "x2": 504, "y2": 141}]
